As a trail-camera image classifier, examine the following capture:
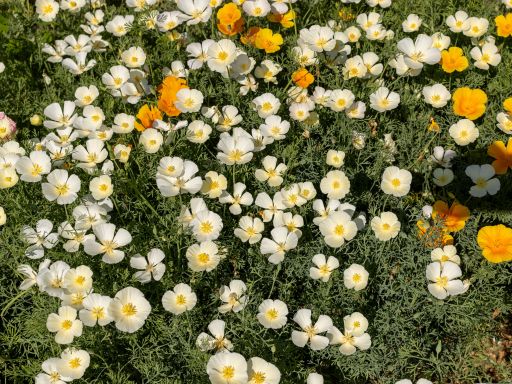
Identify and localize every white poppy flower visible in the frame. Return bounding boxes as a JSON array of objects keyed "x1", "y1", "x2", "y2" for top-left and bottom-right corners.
[
  {"x1": 35, "y1": 357, "x2": 72, "y2": 384},
  {"x1": 247, "y1": 357, "x2": 281, "y2": 384},
  {"x1": 46, "y1": 305, "x2": 83, "y2": 344},
  {"x1": 327, "y1": 313, "x2": 371, "y2": 355},
  {"x1": 380, "y1": 166, "x2": 412, "y2": 197},
  {"x1": 79, "y1": 293, "x2": 113, "y2": 326},
  {"x1": 252, "y1": 93, "x2": 281, "y2": 118},
  {"x1": 260, "y1": 227, "x2": 298, "y2": 264},
  {"x1": 218, "y1": 279, "x2": 248, "y2": 313},
  {"x1": 370, "y1": 86, "x2": 400, "y2": 112},
  {"x1": 83, "y1": 223, "x2": 132, "y2": 264},
  {"x1": 197, "y1": 319, "x2": 234, "y2": 353},
  {"x1": 431, "y1": 245, "x2": 460, "y2": 265},
  {"x1": 57, "y1": 348, "x2": 90, "y2": 380},
  {"x1": 422, "y1": 83, "x2": 451, "y2": 108},
  {"x1": 162, "y1": 283, "x2": 197, "y2": 315},
  {"x1": 402, "y1": 14, "x2": 422, "y2": 32},
  {"x1": 217, "y1": 128, "x2": 255, "y2": 165},
  {"x1": 37, "y1": 260, "x2": 70, "y2": 298},
  {"x1": 446, "y1": 11, "x2": 470, "y2": 33},
  {"x1": 256, "y1": 299, "x2": 288, "y2": 329},
  {"x1": 255, "y1": 156, "x2": 287, "y2": 187},
  {"x1": 470, "y1": 43, "x2": 501, "y2": 70},
  {"x1": 18, "y1": 259, "x2": 51, "y2": 291},
  {"x1": 43, "y1": 101, "x2": 77, "y2": 130},
  {"x1": 109, "y1": 286, "x2": 151, "y2": 333},
  {"x1": 319, "y1": 211, "x2": 358, "y2": 248},
  {"x1": 130, "y1": 248, "x2": 166, "y2": 283},
  {"x1": 449, "y1": 119, "x2": 479, "y2": 146},
  {"x1": 291, "y1": 309, "x2": 332, "y2": 350},
  {"x1": 176, "y1": 0, "x2": 212, "y2": 25},
  {"x1": 433, "y1": 168, "x2": 454, "y2": 187},
  {"x1": 465, "y1": 164, "x2": 500, "y2": 197},
  {"x1": 186, "y1": 241, "x2": 220, "y2": 272},
  {"x1": 310, "y1": 254, "x2": 339, "y2": 282},
  {"x1": 397, "y1": 34, "x2": 441, "y2": 71},
  {"x1": 343, "y1": 264, "x2": 369, "y2": 291},
  {"x1": 426, "y1": 261, "x2": 468, "y2": 300},
  {"x1": 21, "y1": 219, "x2": 59, "y2": 259},
  {"x1": 320, "y1": 170, "x2": 350, "y2": 199},
  {"x1": 207, "y1": 39, "x2": 237, "y2": 73}
]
